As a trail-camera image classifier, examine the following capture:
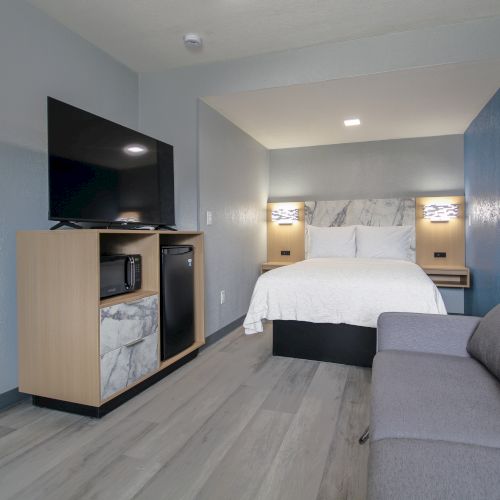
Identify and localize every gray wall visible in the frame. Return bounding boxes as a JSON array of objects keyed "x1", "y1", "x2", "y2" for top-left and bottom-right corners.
[
  {"x1": 139, "y1": 21, "x2": 500, "y2": 325},
  {"x1": 139, "y1": 17, "x2": 500, "y2": 230},
  {"x1": 198, "y1": 102, "x2": 268, "y2": 336},
  {"x1": 269, "y1": 135, "x2": 464, "y2": 201},
  {"x1": 269, "y1": 135, "x2": 465, "y2": 313},
  {"x1": 0, "y1": 0, "x2": 138, "y2": 397}
]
